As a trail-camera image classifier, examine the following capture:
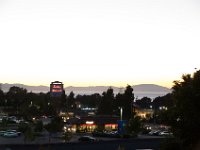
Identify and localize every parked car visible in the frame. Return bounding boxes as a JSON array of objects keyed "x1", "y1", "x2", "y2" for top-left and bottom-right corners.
[
  {"x1": 6, "y1": 130, "x2": 21, "y2": 136},
  {"x1": 78, "y1": 136, "x2": 97, "y2": 142},
  {"x1": 159, "y1": 131, "x2": 172, "y2": 136},
  {"x1": 3, "y1": 131, "x2": 18, "y2": 137},
  {"x1": 148, "y1": 130, "x2": 161, "y2": 136}
]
